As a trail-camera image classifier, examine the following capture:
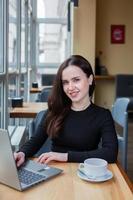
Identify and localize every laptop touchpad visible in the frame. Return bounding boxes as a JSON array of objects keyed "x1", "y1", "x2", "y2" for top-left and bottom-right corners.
[
  {"x1": 25, "y1": 160, "x2": 49, "y2": 171},
  {"x1": 38, "y1": 168, "x2": 47, "y2": 173}
]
